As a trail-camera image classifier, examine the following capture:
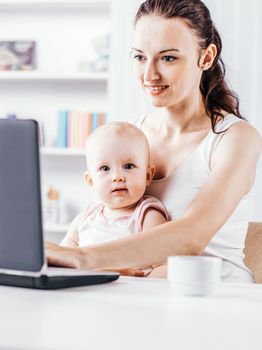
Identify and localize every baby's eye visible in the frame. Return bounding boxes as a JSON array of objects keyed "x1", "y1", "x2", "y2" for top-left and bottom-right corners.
[
  {"x1": 161, "y1": 55, "x2": 177, "y2": 62},
  {"x1": 124, "y1": 163, "x2": 135, "y2": 170},
  {"x1": 100, "y1": 165, "x2": 110, "y2": 171},
  {"x1": 132, "y1": 54, "x2": 146, "y2": 62}
]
